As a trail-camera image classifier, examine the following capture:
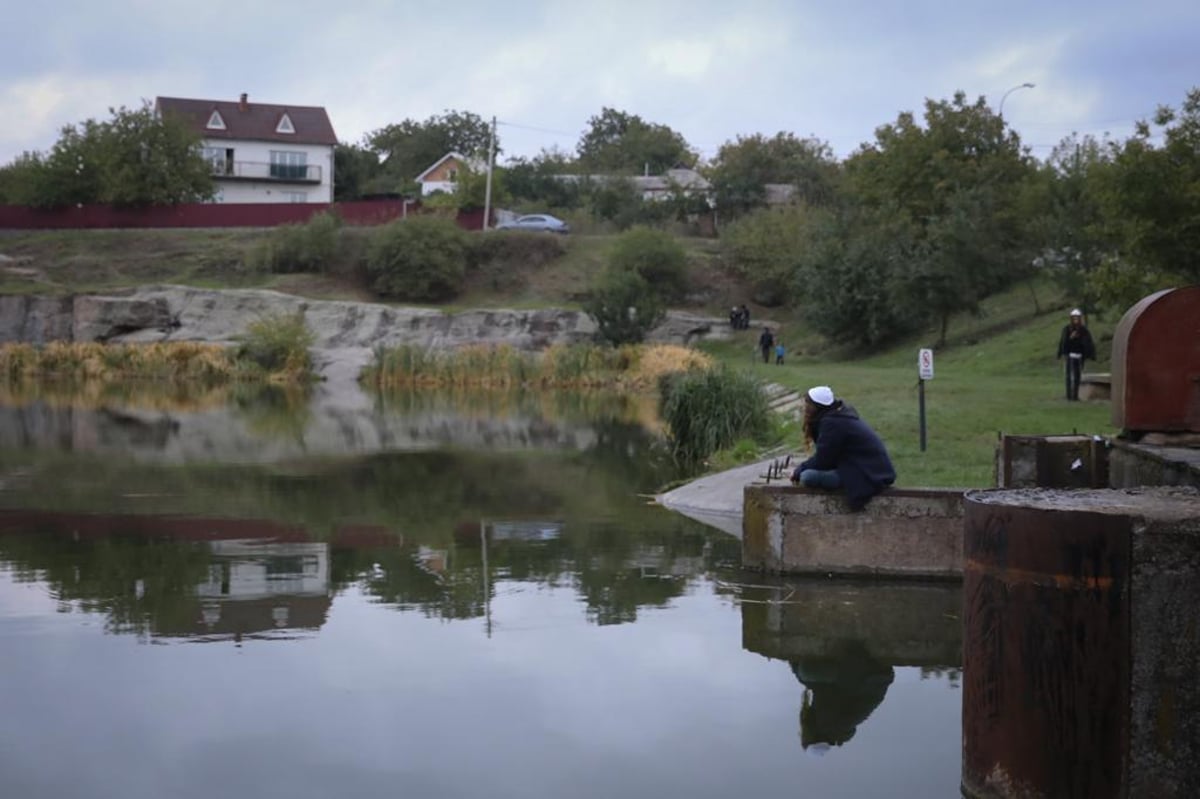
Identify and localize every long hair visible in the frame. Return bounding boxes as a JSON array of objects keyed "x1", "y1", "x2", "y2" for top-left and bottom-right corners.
[{"x1": 802, "y1": 399, "x2": 823, "y2": 450}]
